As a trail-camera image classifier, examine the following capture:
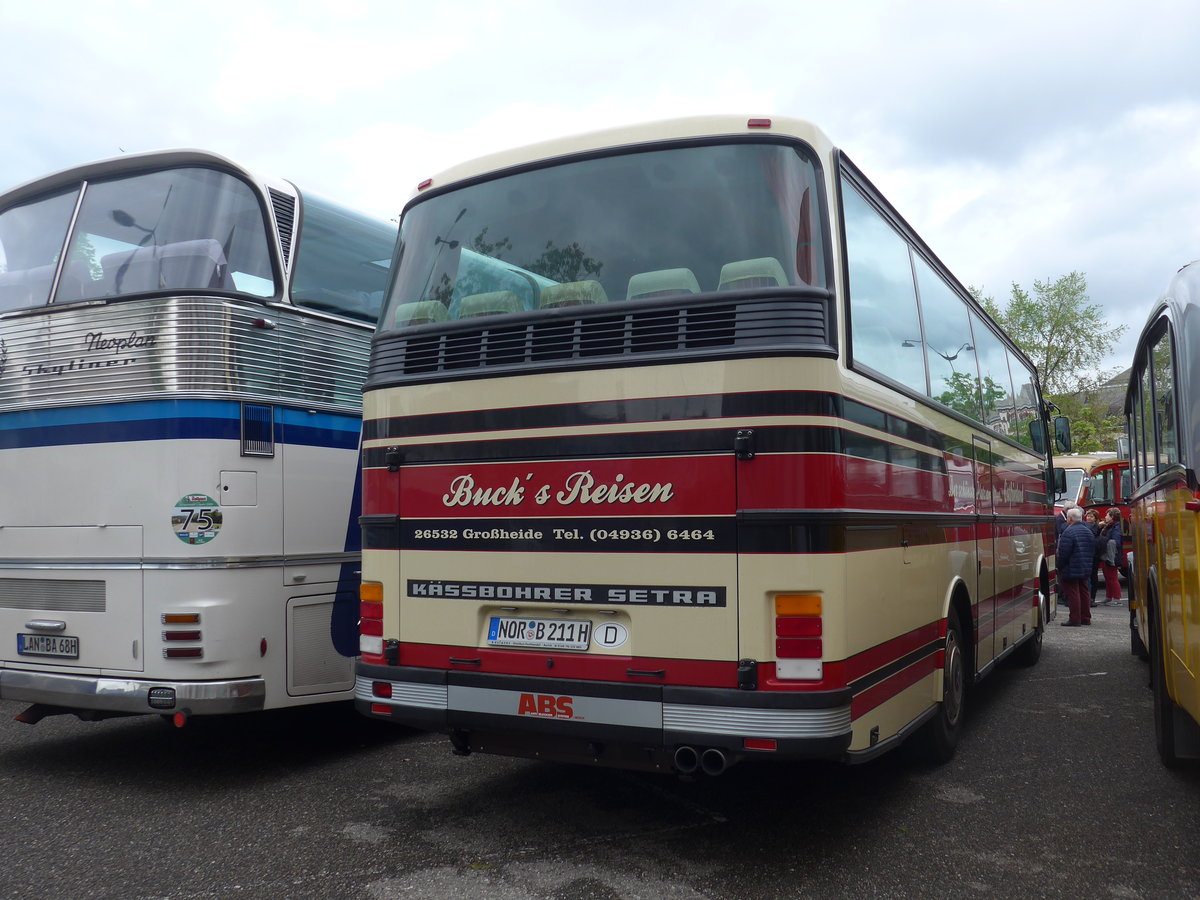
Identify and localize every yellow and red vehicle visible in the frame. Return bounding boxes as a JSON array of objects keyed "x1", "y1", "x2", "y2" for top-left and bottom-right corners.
[
  {"x1": 1125, "y1": 270, "x2": 1200, "y2": 765},
  {"x1": 356, "y1": 116, "x2": 1064, "y2": 774}
]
